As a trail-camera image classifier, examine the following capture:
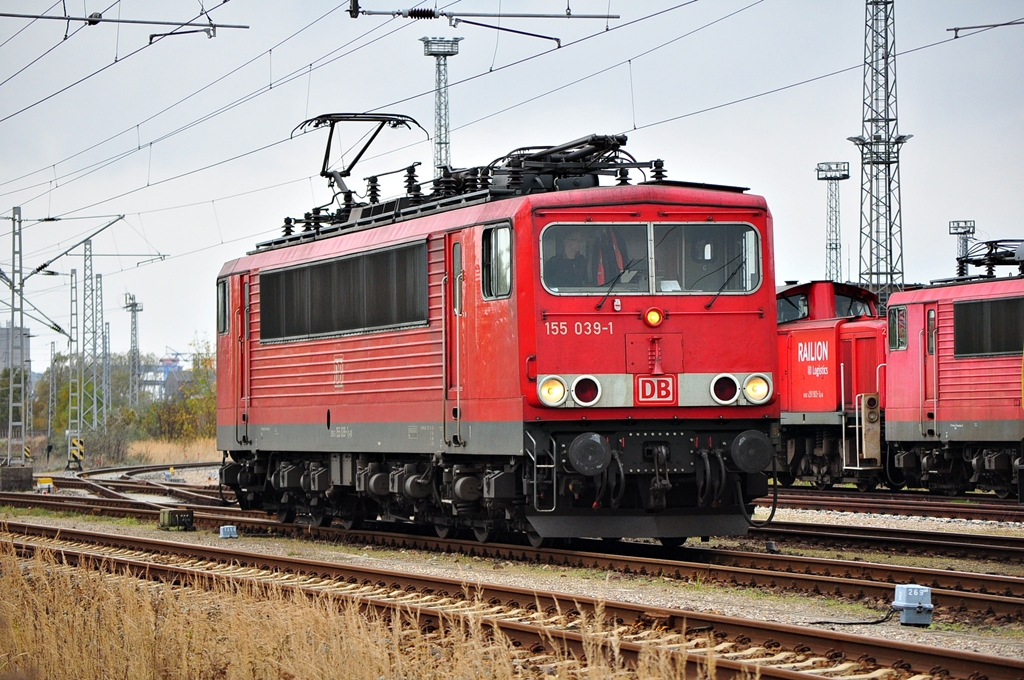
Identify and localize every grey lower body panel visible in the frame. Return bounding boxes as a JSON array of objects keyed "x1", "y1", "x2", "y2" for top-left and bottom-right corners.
[
  {"x1": 781, "y1": 411, "x2": 845, "y2": 426},
  {"x1": 886, "y1": 419, "x2": 1024, "y2": 444},
  {"x1": 525, "y1": 508, "x2": 750, "y2": 538},
  {"x1": 219, "y1": 420, "x2": 525, "y2": 457}
]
